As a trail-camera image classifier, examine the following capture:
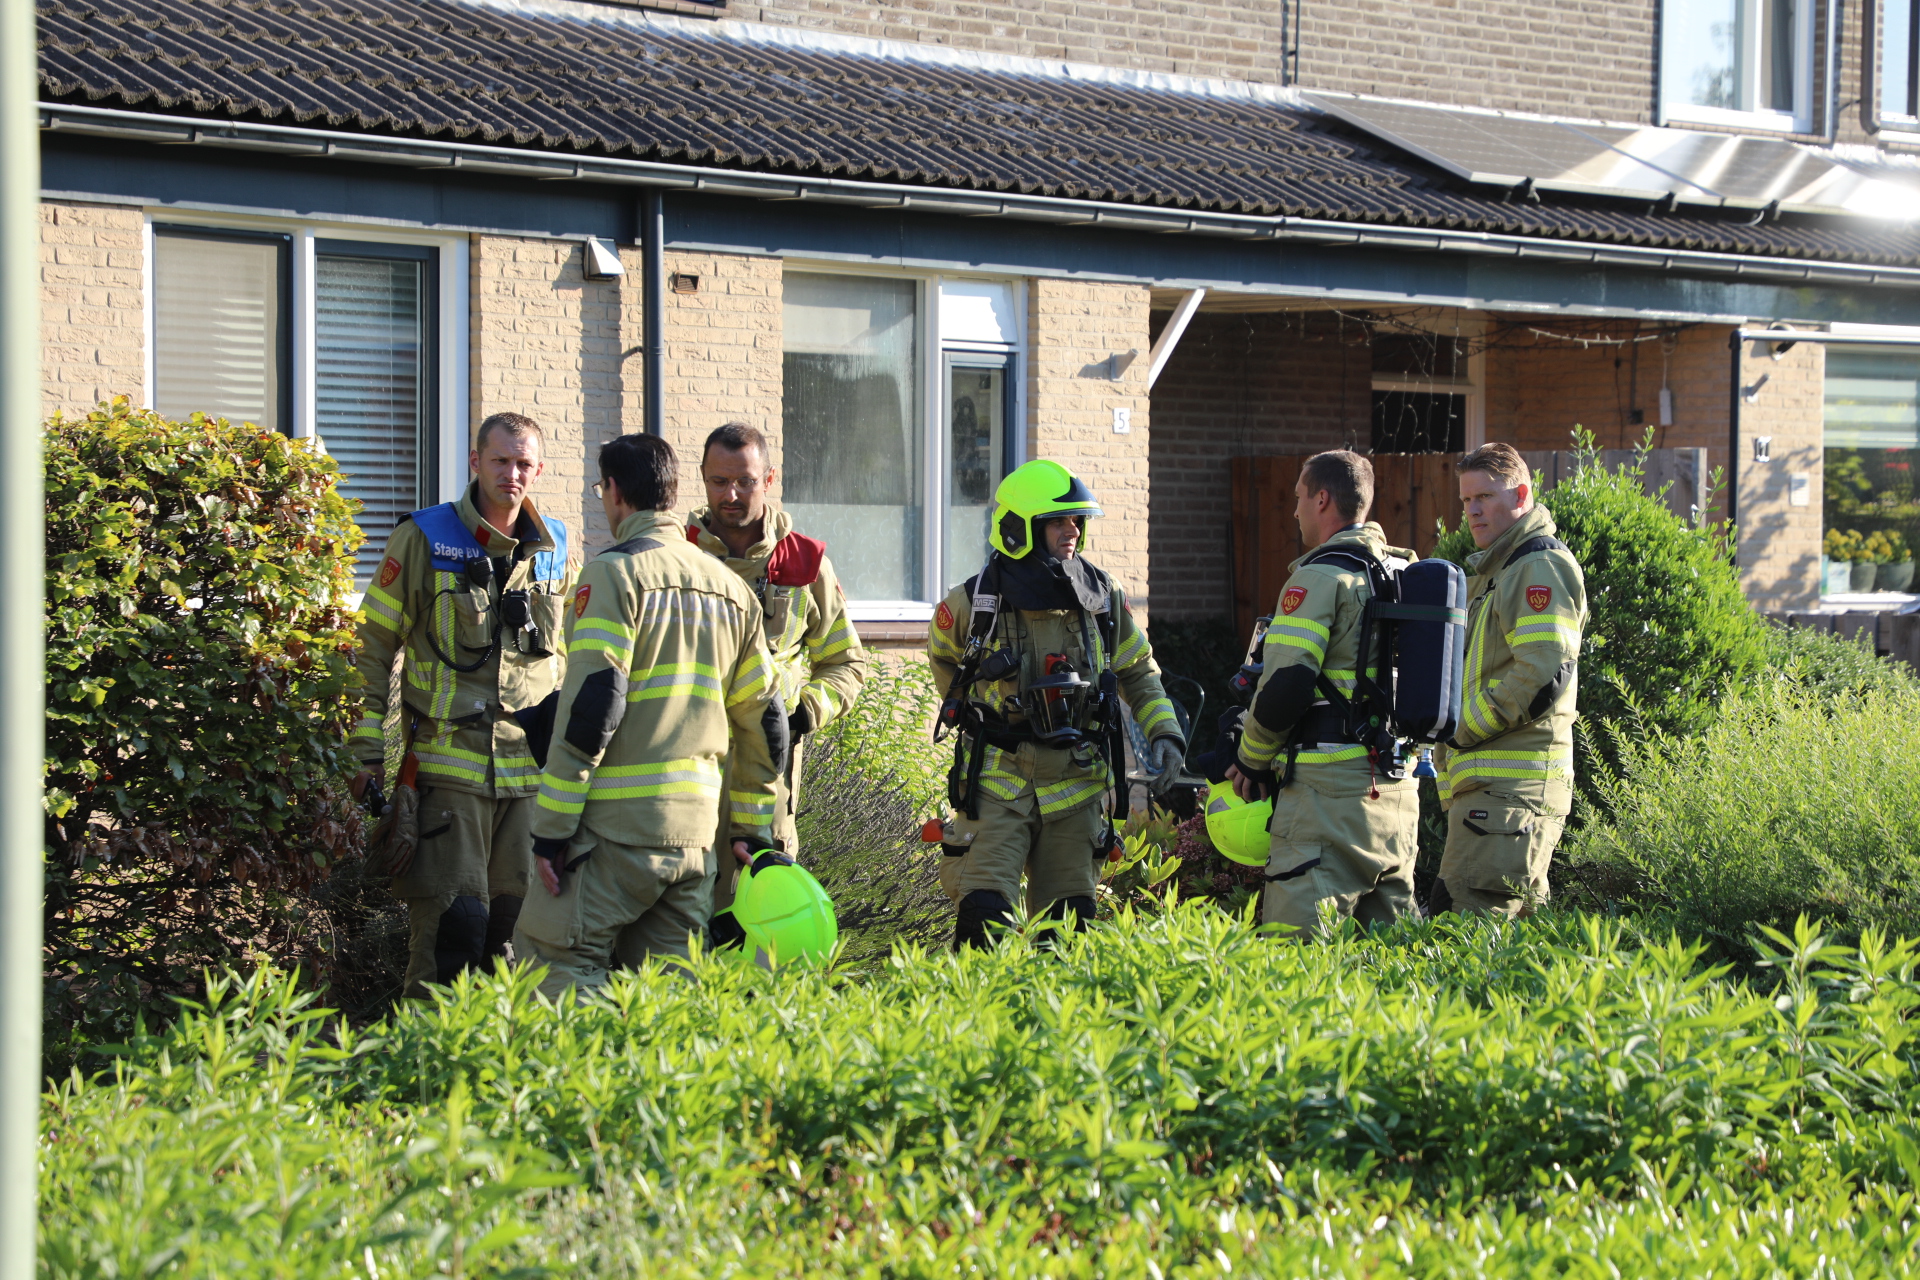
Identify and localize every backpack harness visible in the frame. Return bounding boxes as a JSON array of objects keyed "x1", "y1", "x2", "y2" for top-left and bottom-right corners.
[{"x1": 407, "y1": 502, "x2": 569, "y2": 673}]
